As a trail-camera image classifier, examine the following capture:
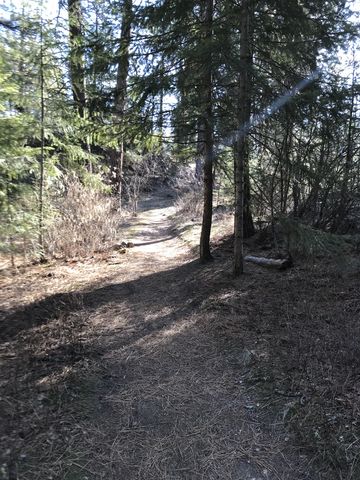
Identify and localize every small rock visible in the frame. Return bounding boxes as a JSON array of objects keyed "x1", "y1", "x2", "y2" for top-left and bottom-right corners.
[{"x1": 113, "y1": 242, "x2": 127, "y2": 251}]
